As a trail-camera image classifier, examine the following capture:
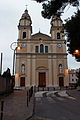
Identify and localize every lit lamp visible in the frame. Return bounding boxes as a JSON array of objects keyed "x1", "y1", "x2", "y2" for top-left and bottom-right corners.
[
  {"x1": 15, "y1": 73, "x2": 19, "y2": 78},
  {"x1": 17, "y1": 46, "x2": 22, "y2": 50},
  {"x1": 65, "y1": 69, "x2": 68, "y2": 74},
  {"x1": 73, "y1": 50, "x2": 80, "y2": 62},
  {"x1": 73, "y1": 50, "x2": 79, "y2": 55}
]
